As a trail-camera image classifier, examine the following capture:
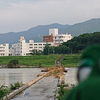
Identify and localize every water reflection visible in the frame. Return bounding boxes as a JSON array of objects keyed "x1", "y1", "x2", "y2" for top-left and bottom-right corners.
[
  {"x1": 65, "y1": 68, "x2": 78, "y2": 86},
  {"x1": 0, "y1": 68, "x2": 43, "y2": 86}
]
